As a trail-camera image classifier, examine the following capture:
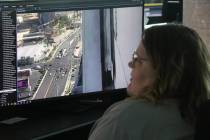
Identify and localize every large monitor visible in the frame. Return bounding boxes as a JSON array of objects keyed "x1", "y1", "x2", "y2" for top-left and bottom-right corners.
[{"x1": 0, "y1": 0, "x2": 143, "y2": 107}]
